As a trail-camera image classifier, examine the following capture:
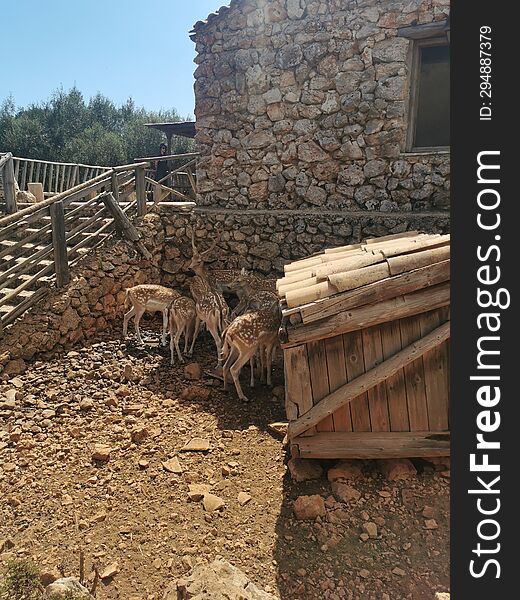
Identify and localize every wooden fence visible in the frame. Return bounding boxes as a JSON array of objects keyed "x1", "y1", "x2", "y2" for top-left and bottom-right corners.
[
  {"x1": 0, "y1": 155, "x2": 197, "y2": 329},
  {"x1": 2, "y1": 154, "x2": 110, "y2": 199}
]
